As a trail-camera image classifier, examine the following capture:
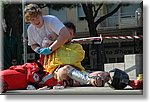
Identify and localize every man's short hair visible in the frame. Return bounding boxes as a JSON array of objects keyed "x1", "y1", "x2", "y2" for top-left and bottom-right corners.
[{"x1": 64, "y1": 22, "x2": 76, "y2": 33}]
